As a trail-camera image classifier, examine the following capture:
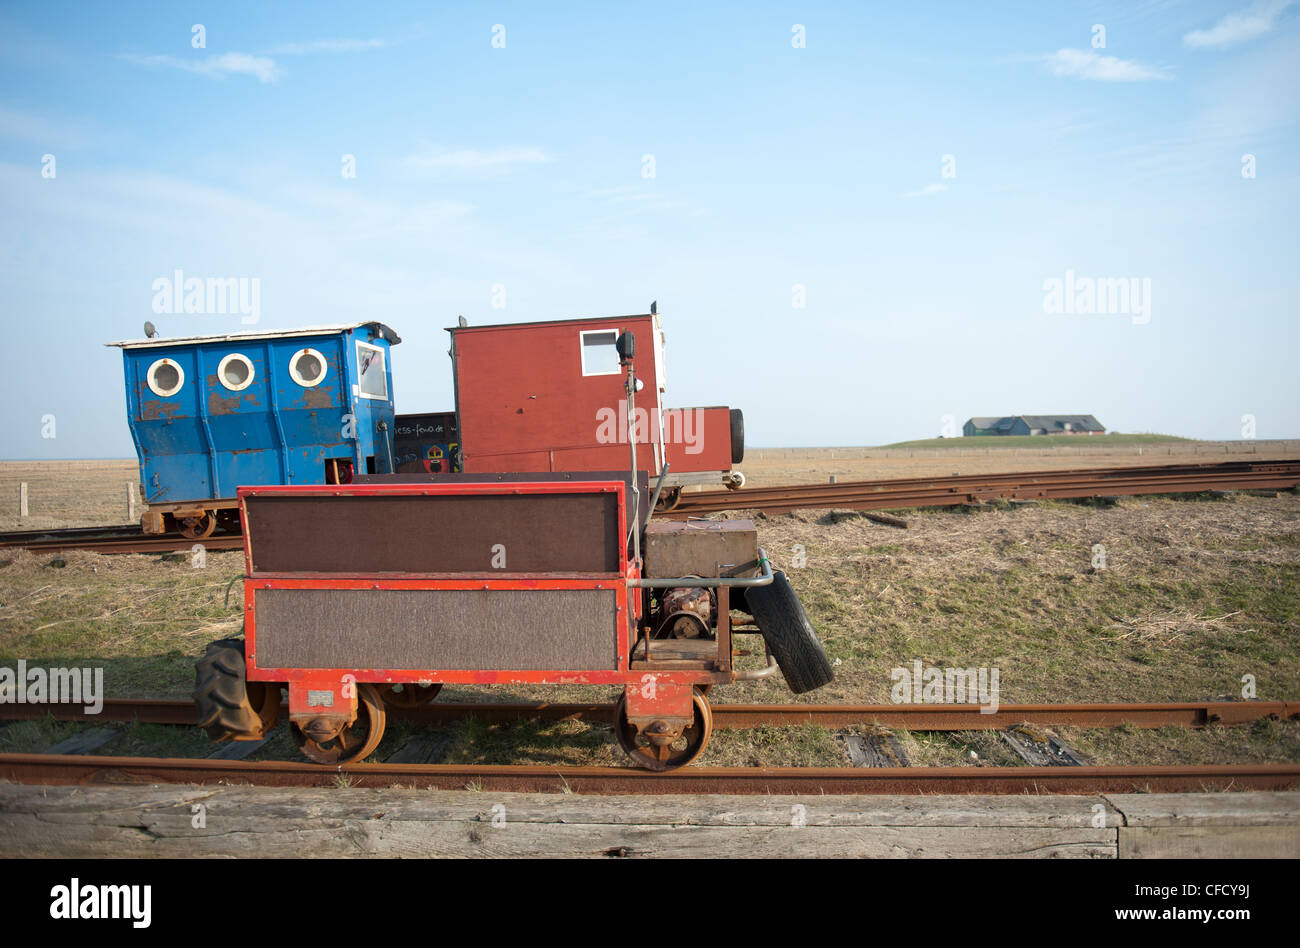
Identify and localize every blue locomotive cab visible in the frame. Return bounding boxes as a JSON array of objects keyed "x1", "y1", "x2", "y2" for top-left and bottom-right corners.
[{"x1": 107, "y1": 322, "x2": 400, "y2": 536}]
